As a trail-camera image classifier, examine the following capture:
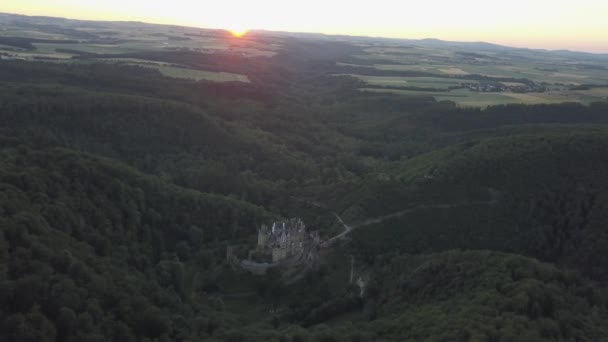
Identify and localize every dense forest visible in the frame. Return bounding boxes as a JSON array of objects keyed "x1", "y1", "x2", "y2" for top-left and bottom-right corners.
[{"x1": 2, "y1": 26, "x2": 608, "y2": 341}]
